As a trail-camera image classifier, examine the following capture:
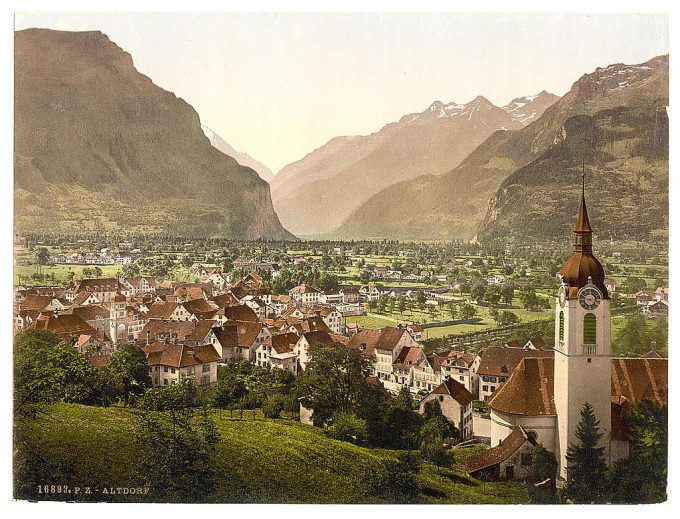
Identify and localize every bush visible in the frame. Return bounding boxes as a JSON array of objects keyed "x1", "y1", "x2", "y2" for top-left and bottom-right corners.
[
  {"x1": 262, "y1": 394, "x2": 287, "y2": 419},
  {"x1": 326, "y1": 412, "x2": 368, "y2": 444}
]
